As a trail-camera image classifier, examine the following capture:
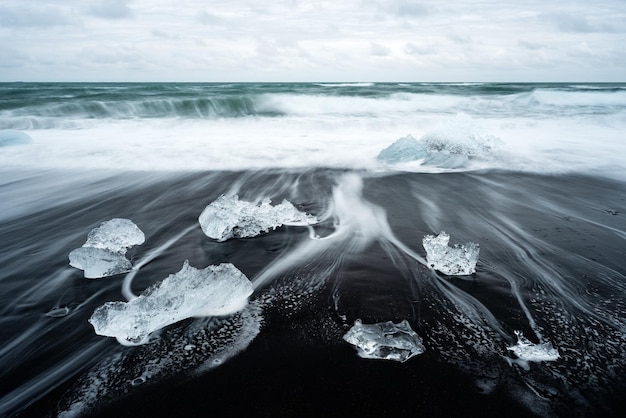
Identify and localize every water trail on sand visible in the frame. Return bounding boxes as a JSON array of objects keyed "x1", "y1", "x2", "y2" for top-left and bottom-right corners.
[
  {"x1": 253, "y1": 173, "x2": 509, "y2": 341},
  {"x1": 122, "y1": 225, "x2": 196, "y2": 301},
  {"x1": 30, "y1": 169, "x2": 626, "y2": 418}
]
